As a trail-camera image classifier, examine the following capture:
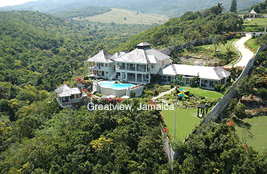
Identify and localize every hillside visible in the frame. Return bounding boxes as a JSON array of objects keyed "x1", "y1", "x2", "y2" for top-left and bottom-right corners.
[
  {"x1": 74, "y1": 8, "x2": 169, "y2": 25},
  {"x1": 112, "y1": 4, "x2": 243, "y2": 52},
  {"x1": 0, "y1": 0, "x2": 265, "y2": 17},
  {"x1": 51, "y1": 6, "x2": 112, "y2": 19}
]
